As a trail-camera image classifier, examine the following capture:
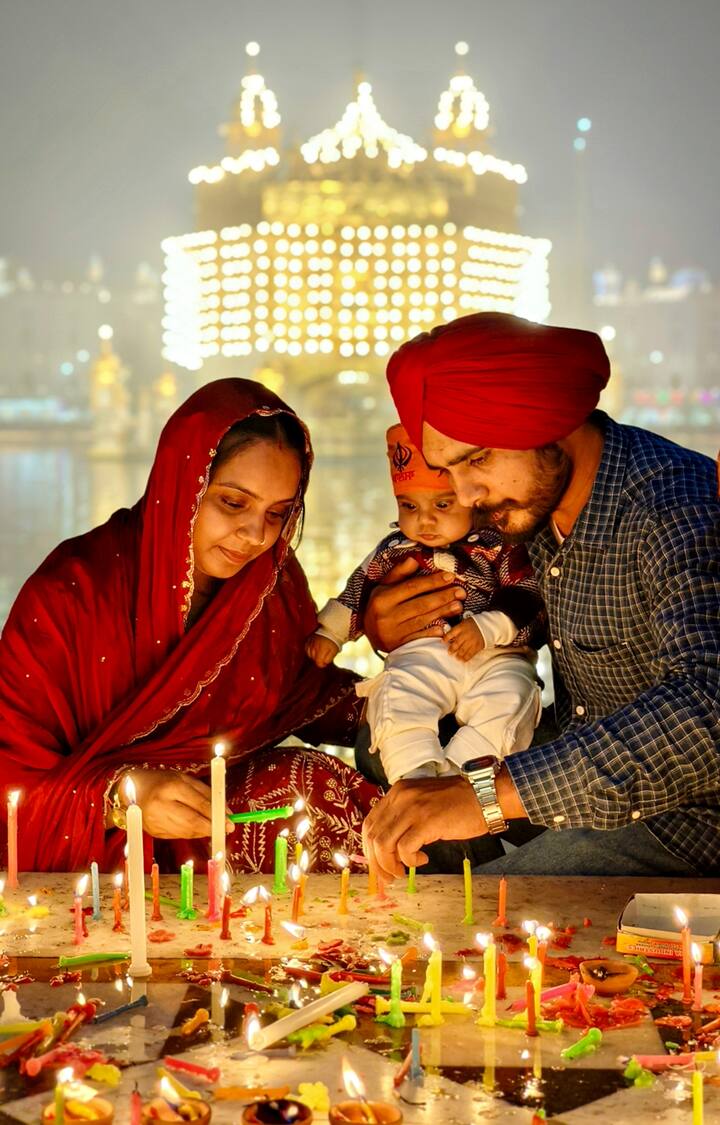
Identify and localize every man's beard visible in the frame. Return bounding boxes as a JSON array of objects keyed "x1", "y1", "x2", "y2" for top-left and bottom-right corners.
[{"x1": 472, "y1": 445, "x2": 572, "y2": 544}]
